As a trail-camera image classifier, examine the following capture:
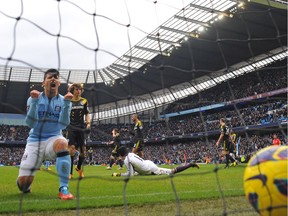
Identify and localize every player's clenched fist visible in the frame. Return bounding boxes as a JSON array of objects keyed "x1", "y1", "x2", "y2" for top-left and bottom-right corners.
[
  {"x1": 64, "y1": 92, "x2": 73, "y2": 100},
  {"x1": 112, "y1": 173, "x2": 121, "y2": 177},
  {"x1": 30, "y1": 90, "x2": 41, "y2": 98}
]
